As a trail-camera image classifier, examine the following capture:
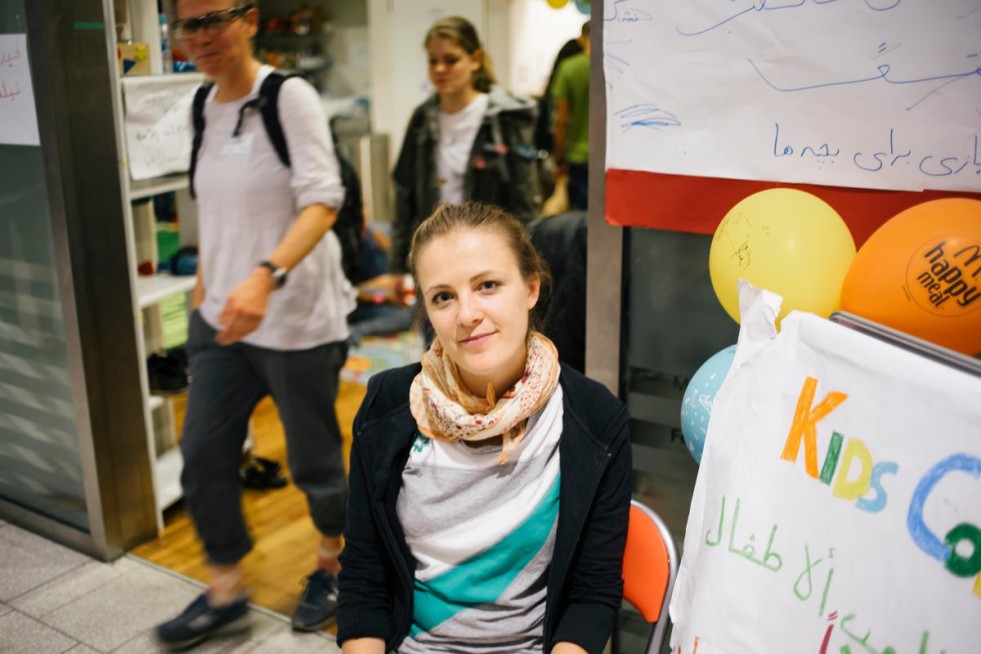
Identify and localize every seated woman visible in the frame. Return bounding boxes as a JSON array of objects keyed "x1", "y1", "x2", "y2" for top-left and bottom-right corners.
[
  {"x1": 337, "y1": 202, "x2": 632, "y2": 654},
  {"x1": 347, "y1": 225, "x2": 415, "y2": 345}
]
